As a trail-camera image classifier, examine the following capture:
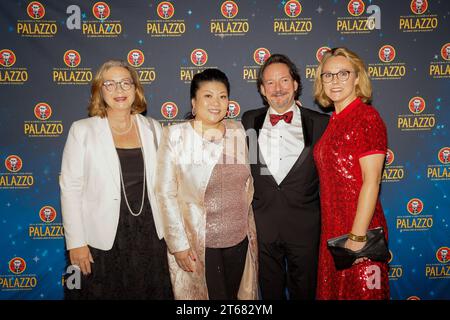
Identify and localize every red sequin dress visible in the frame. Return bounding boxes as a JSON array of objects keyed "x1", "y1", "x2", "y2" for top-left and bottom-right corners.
[{"x1": 313, "y1": 98, "x2": 390, "y2": 300}]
